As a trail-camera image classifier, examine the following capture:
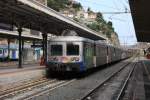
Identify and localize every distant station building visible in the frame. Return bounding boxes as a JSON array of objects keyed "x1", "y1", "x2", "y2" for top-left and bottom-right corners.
[{"x1": 109, "y1": 32, "x2": 120, "y2": 46}]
